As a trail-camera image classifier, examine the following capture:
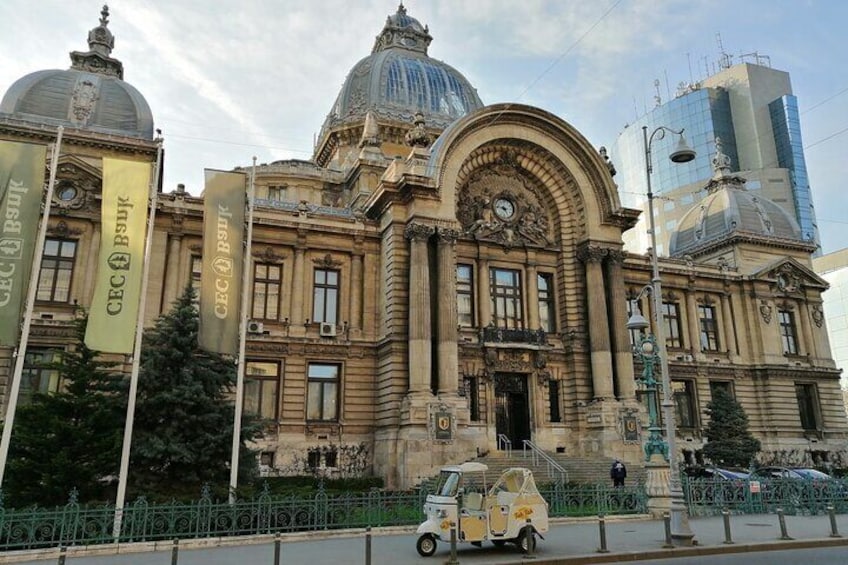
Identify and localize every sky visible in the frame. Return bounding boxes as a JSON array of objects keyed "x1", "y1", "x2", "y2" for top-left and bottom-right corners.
[{"x1": 1, "y1": 0, "x2": 847, "y2": 254}]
